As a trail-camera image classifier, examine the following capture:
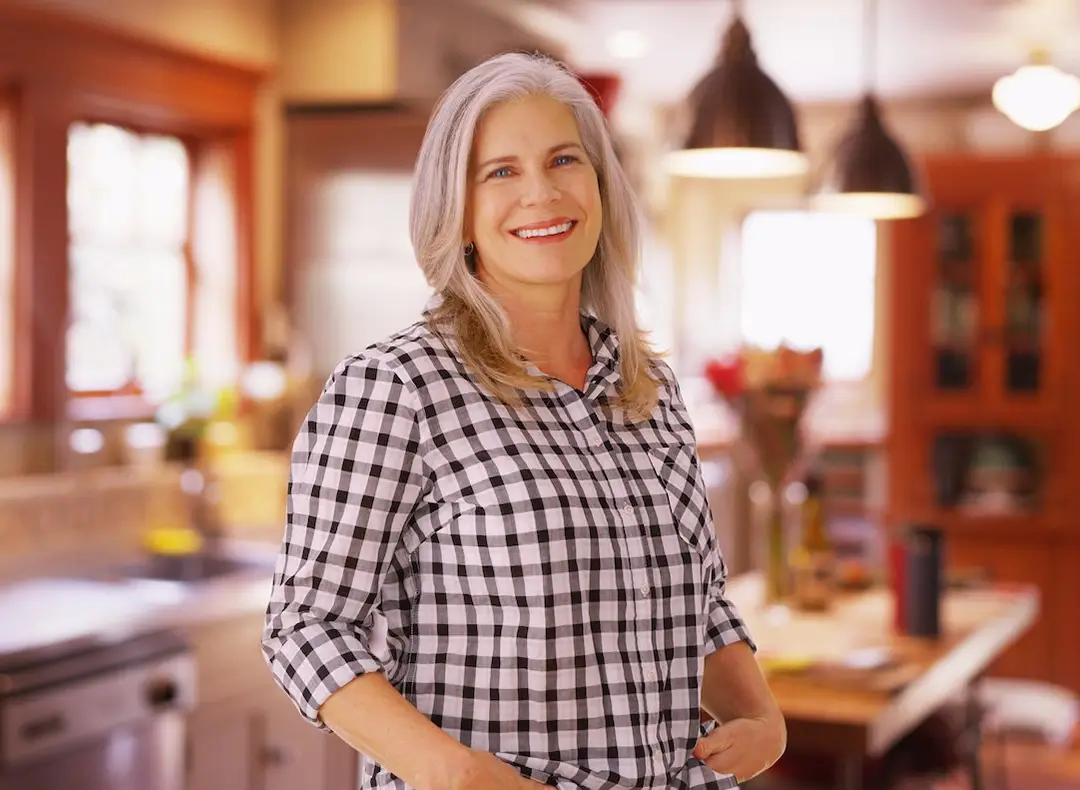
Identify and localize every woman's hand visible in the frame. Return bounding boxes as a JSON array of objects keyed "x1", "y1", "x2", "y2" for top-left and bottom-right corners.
[
  {"x1": 692, "y1": 713, "x2": 786, "y2": 783},
  {"x1": 448, "y1": 750, "x2": 550, "y2": 790}
]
